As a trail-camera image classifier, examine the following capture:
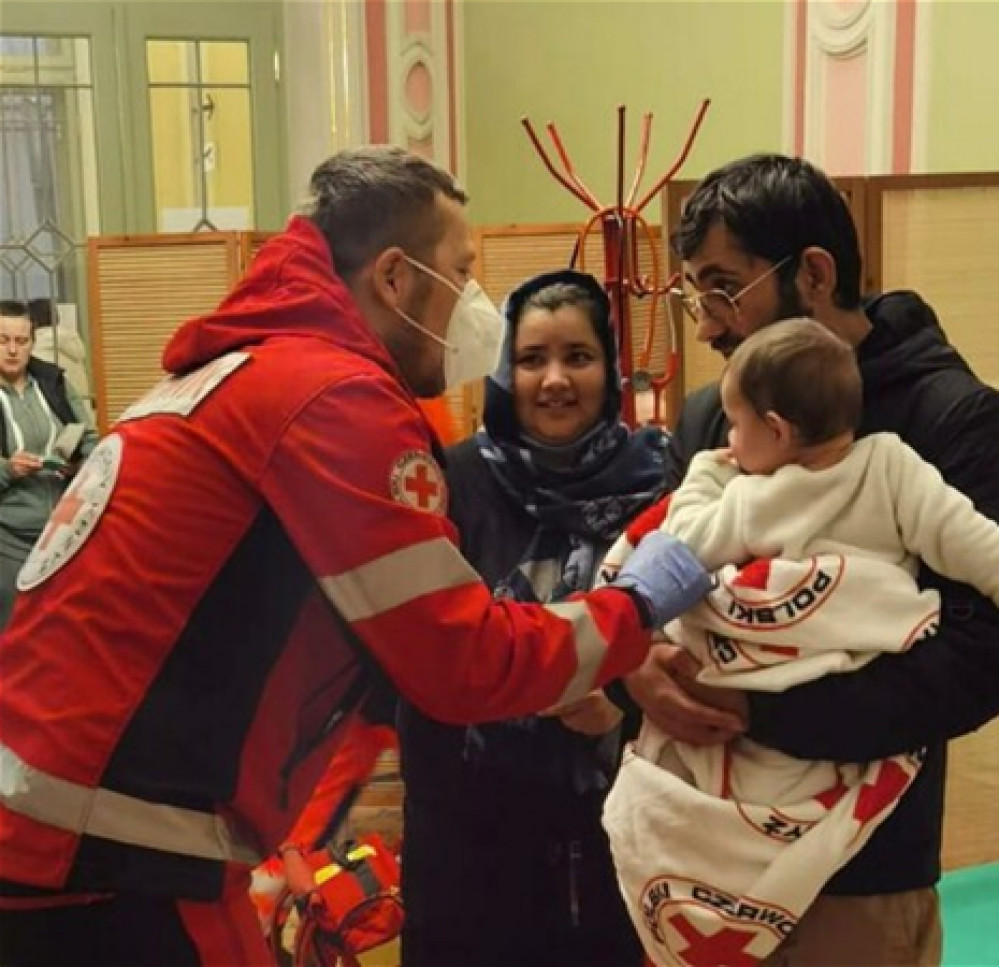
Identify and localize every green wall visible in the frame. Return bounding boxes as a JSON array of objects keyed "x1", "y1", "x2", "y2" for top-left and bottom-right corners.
[
  {"x1": 924, "y1": 1, "x2": 999, "y2": 173},
  {"x1": 462, "y1": 0, "x2": 786, "y2": 224}
]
